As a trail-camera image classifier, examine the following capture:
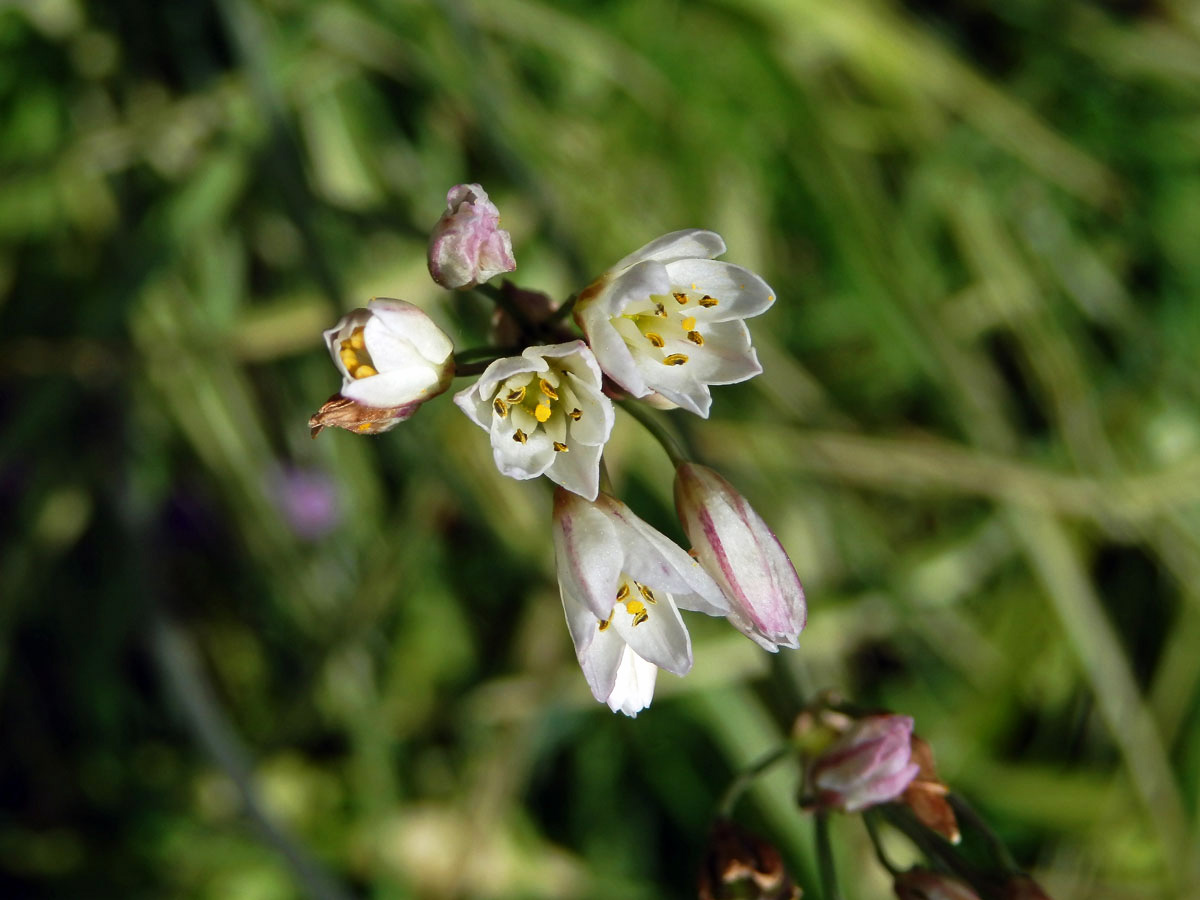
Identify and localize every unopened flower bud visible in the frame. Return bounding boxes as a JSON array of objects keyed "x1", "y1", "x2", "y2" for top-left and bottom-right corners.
[
  {"x1": 698, "y1": 819, "x2": 800, "y2": 900},
  {"x1": 806, "y1": 714, "x2": 921, "y2": 813},
  {"x1": 894, "y1": 870, "x2": 981, "y2": 900},
  {"x1": 316, "y1": 298, "x2": 454, "y2": 435},
  {"x1": 427, "y1": 183, "x2": 516, "y2": 289},
  {"x1": 674, "y1": 463, "x2": 806, "y2": 651}
]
